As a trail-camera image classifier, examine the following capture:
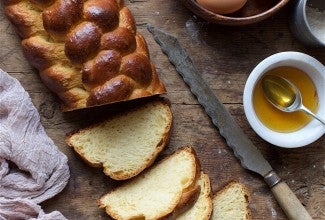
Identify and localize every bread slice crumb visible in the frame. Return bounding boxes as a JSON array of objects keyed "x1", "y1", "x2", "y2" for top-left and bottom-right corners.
[
  {"x1": 212, "y1": 181, "x2": 251, "y2": 220},
  {"x1": 65, "y1": 99, "x2": 172, "y2": 180},
  {"x1": 98, "y1": 146, "x2": 200, "y2": 220}
]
